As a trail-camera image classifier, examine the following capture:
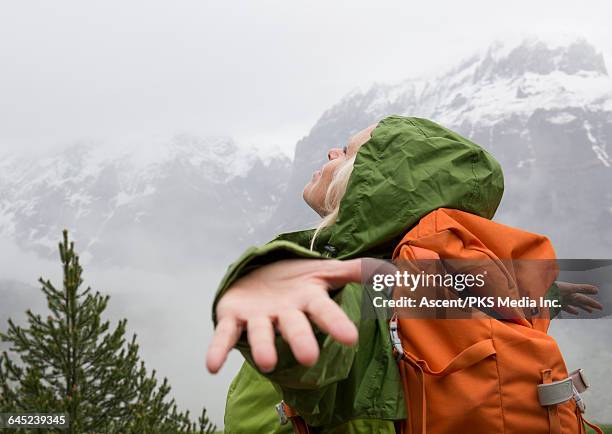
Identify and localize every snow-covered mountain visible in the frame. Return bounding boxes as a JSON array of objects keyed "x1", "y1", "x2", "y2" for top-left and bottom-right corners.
[
  {"x1": 2, "y1": 37, "x2": 612, "y2": 424},
  {"x1": 0, "y1": 135, "x2": 291, "y2": 270},
  {"x1": 2, "y1": 37, "x2": 611, "y2": 269},
  {"x1": 272, "y1": 38, "x2": 612, "y2": 258}
]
